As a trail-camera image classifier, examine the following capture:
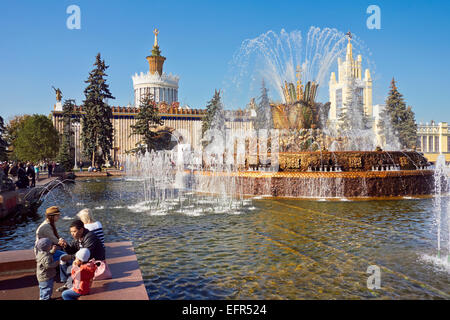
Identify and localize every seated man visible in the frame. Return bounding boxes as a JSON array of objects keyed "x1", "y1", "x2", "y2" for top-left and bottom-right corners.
[{"x1": 57, "y1": 219, "x2": 105, "y2": 292}]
